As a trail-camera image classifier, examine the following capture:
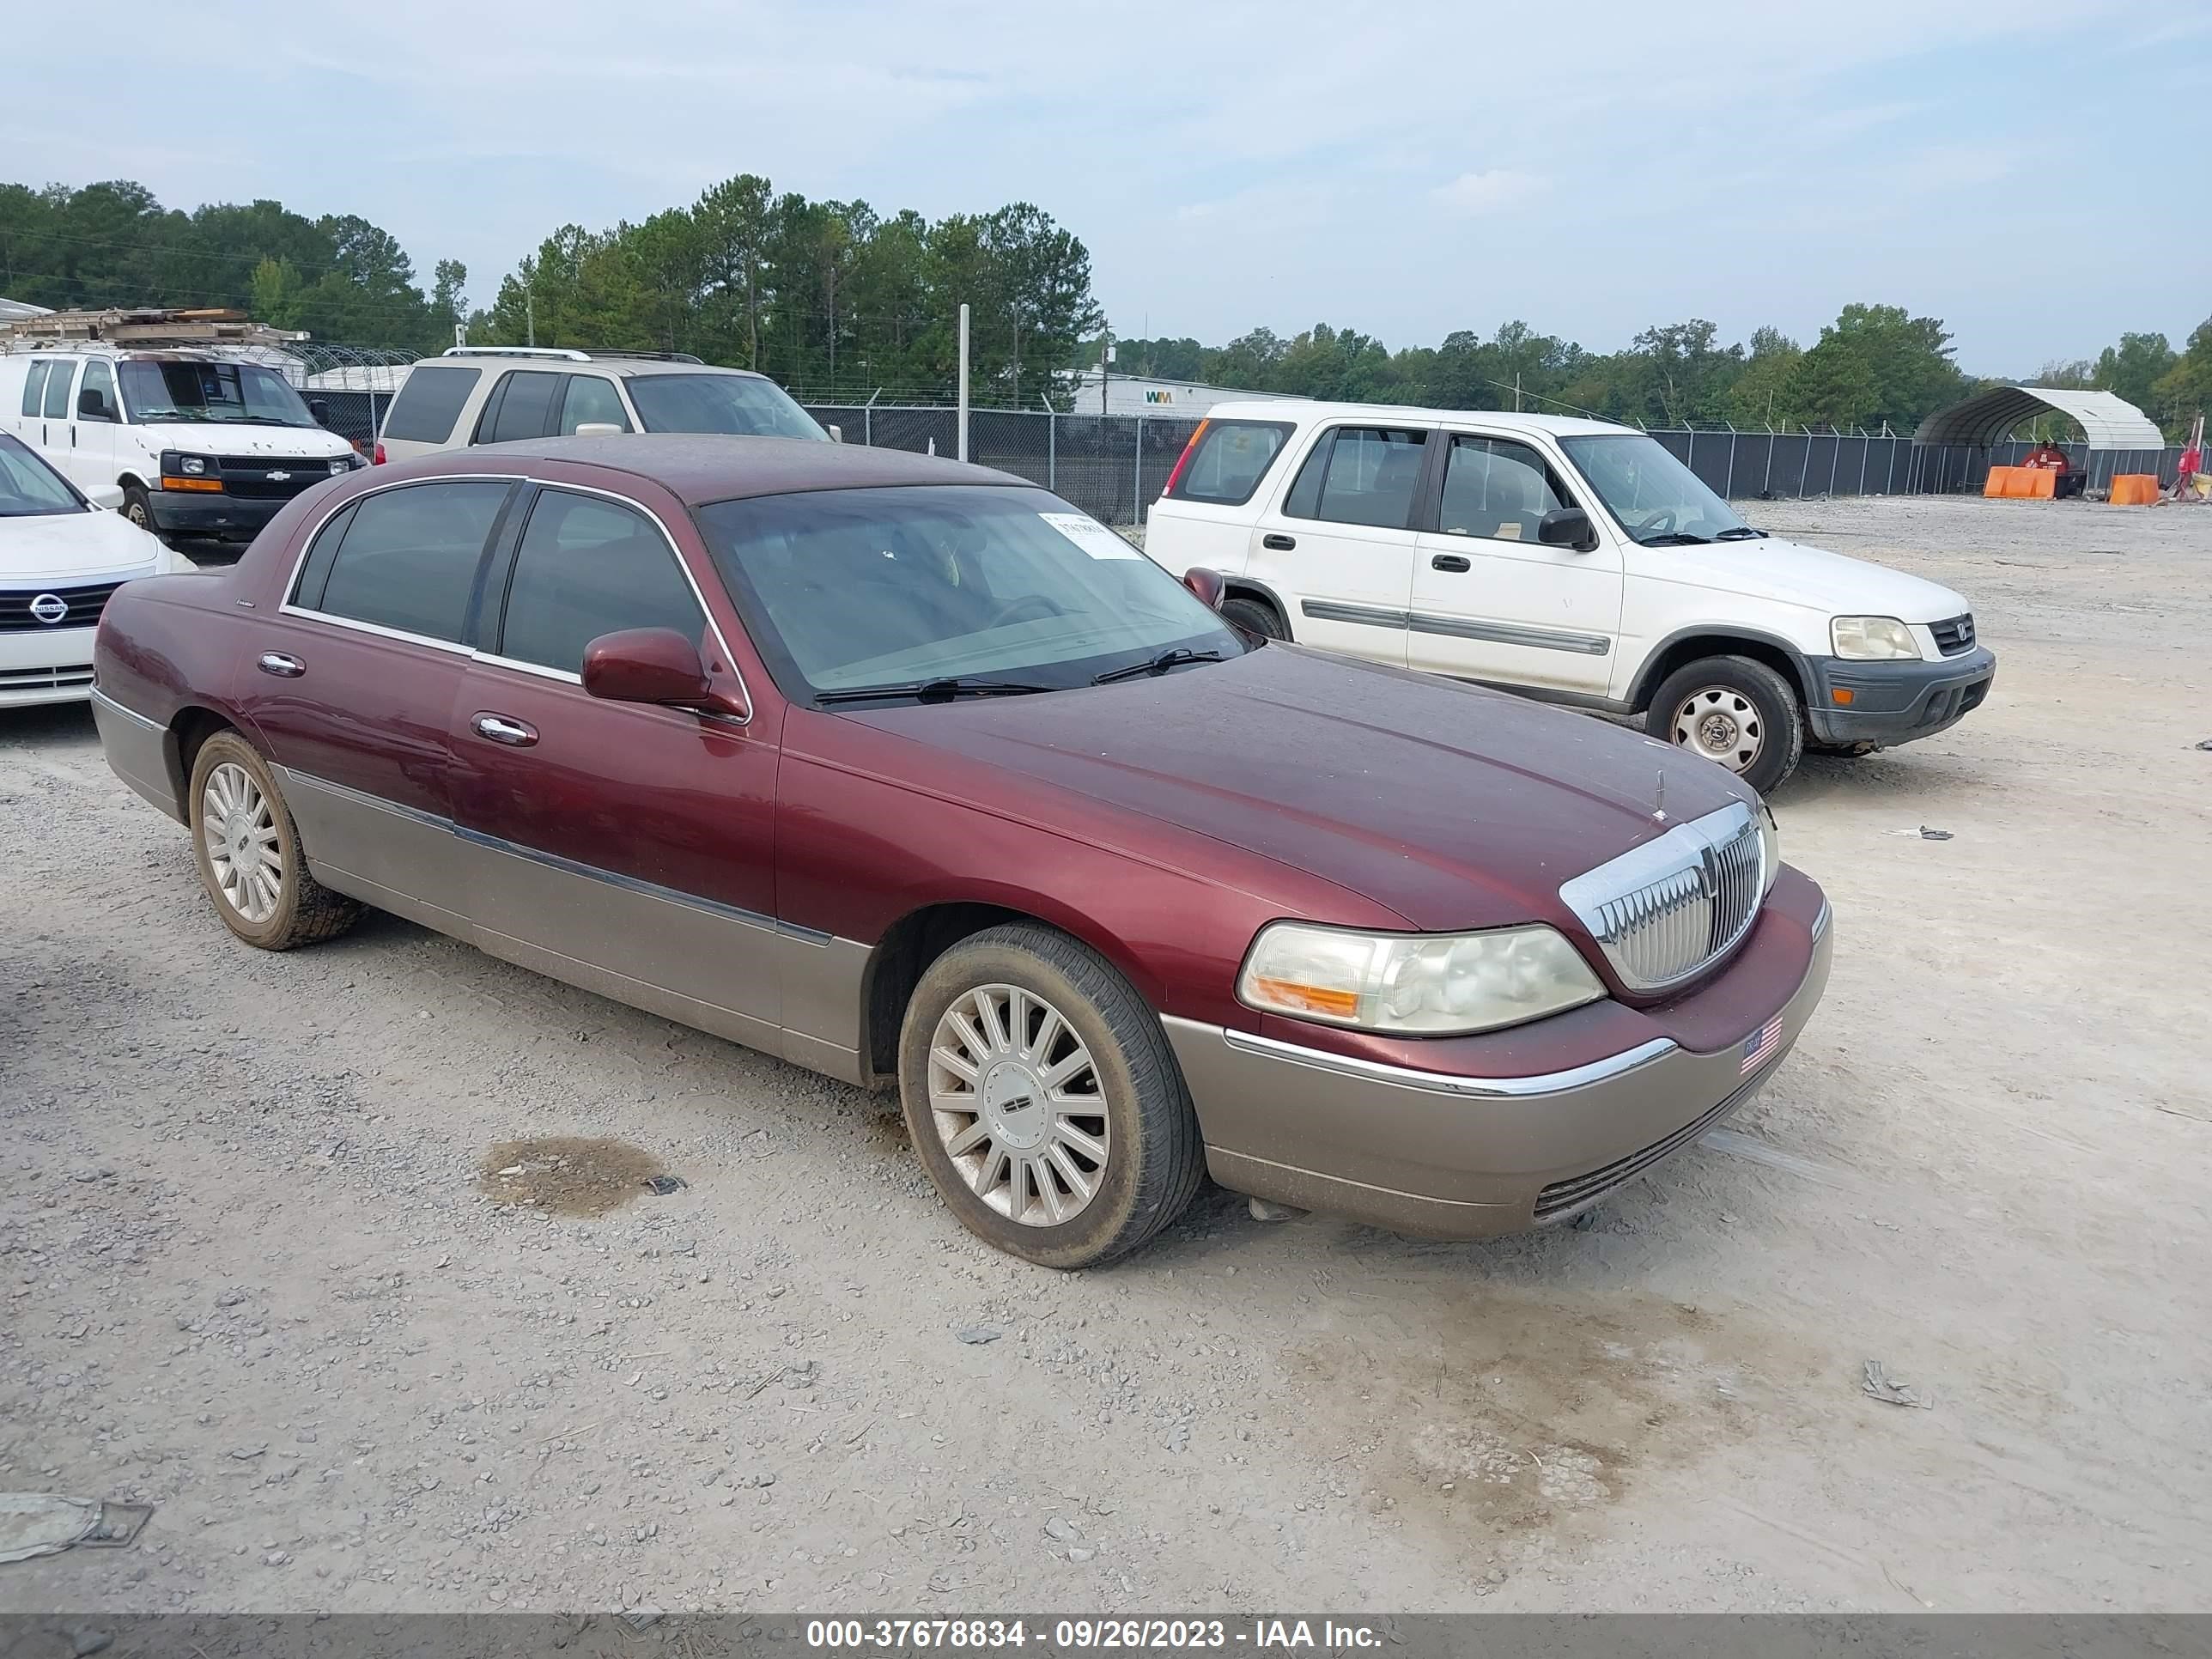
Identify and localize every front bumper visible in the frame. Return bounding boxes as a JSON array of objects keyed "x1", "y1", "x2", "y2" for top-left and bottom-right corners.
[
  {"x1": 1804, "y1": 646, "x2": 1996, "y2": 747},
  {"x1": 0, "y1": 623, "x2": 97, "y2": 708},
  {"x1": 1164, "y1": 899, "x2": 1832, "y2": 1238},
  {"x1": 146, "y1": 489, "x2": 288, "y2": 543}
]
